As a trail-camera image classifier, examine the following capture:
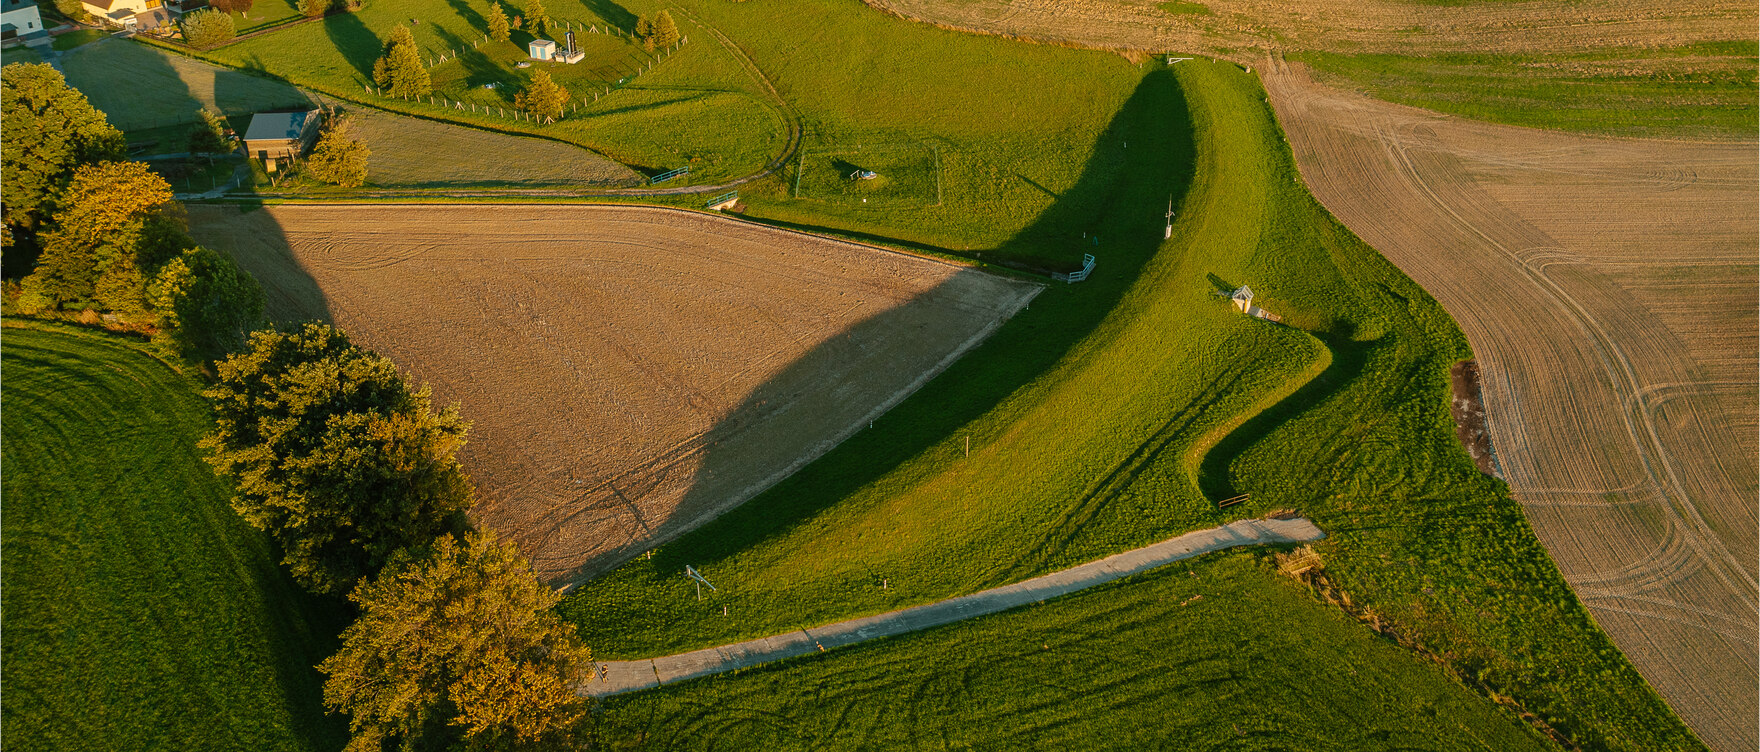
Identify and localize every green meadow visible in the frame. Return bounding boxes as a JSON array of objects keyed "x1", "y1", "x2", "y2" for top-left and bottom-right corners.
[
  {"x1": 0, "y1": 322, "x2": 346, "y2": 752},
  {"x1": 593, "y1": 554, "x2": 1555, "y2": 751}
]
